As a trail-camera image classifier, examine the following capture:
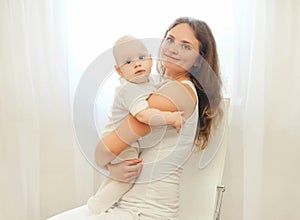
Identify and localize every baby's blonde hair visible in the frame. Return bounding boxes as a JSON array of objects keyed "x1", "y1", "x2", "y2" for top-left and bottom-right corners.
[{"x1": 112, "y1": 35, "x2": 148, "y2": 66}]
